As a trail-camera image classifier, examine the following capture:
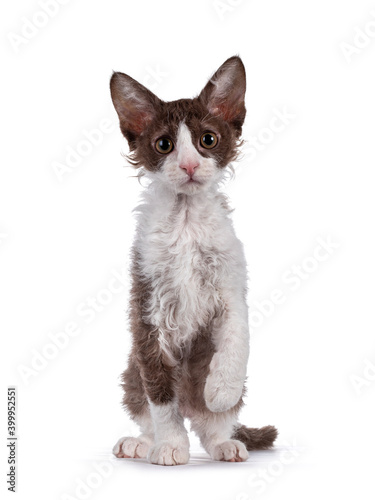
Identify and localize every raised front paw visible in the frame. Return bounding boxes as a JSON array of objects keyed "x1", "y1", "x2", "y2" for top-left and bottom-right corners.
[
  {"x1": 204, "y1": 356, "x2": 245, "y2": 413},
  {"x1": 148, "y1": 442, "x2": 190, "y2": 466}
]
